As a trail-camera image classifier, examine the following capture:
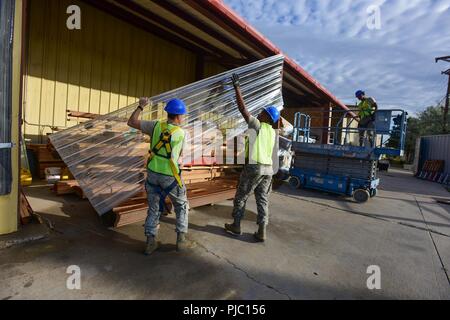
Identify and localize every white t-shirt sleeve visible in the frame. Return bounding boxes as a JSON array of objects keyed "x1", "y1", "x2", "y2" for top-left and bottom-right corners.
[
  {"x1": 368, "y1": 97, "x2": 377, "y2": 105},
  {"x1": 248, "y1": 115, "x2": 261, "y2": 132},
  {"x1": 140, "y1": 120, "x2": 157, "y2": 135}
]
